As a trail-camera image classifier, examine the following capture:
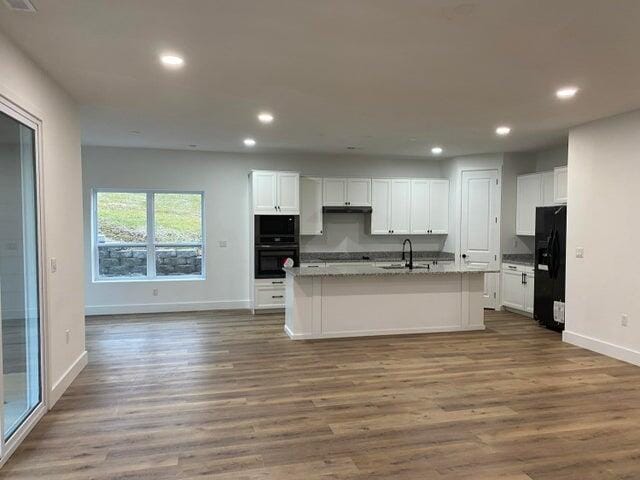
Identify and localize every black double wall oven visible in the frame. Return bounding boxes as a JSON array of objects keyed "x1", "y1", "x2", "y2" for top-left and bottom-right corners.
[{"x1": 254, "y1": 215, "x2": 299, "y2": 278}]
